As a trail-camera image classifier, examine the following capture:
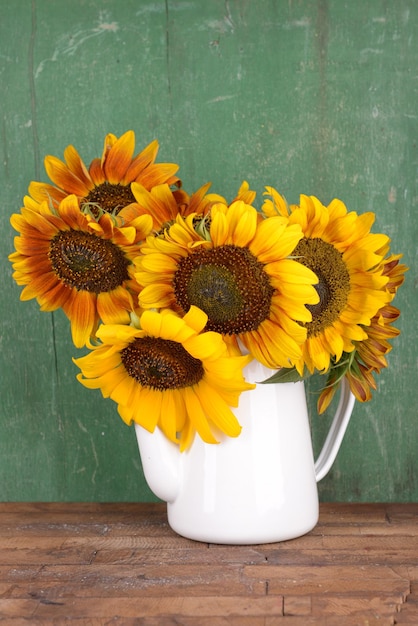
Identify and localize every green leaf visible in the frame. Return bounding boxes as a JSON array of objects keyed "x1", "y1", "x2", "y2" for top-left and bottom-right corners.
[{"x1": 259, "y1": 367, "x2": 305, "y2": 384}]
